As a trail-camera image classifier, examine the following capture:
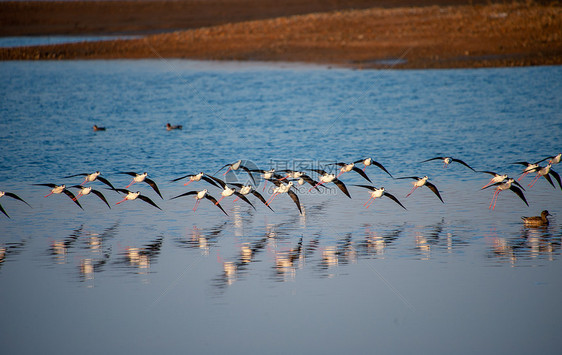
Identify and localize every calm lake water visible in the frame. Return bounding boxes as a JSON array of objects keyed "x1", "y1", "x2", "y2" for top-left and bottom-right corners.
[{"x1": 1, "y1": 60, "x2": 561, "y2": 354}]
